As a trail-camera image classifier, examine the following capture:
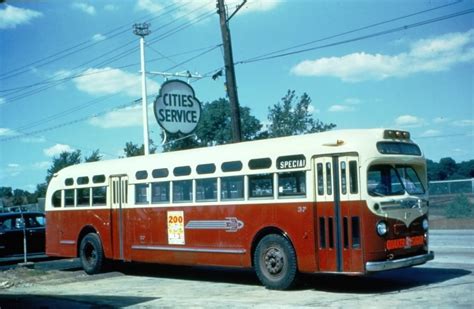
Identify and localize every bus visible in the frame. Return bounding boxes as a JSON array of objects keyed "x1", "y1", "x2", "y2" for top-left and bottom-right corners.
[{"x1": 45, "y1": 129, "x2": 434, "y2": 289}]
